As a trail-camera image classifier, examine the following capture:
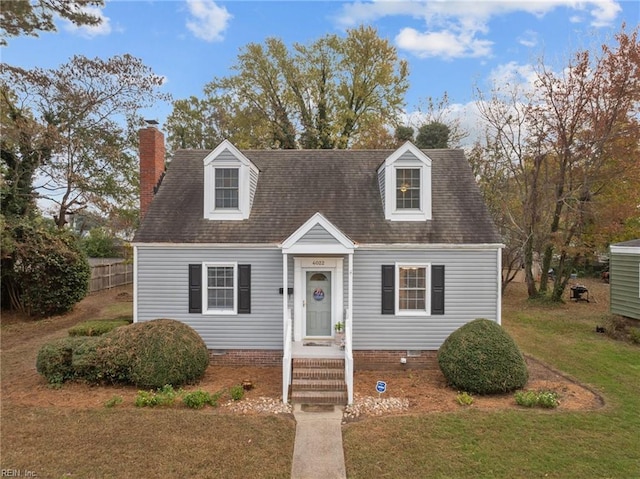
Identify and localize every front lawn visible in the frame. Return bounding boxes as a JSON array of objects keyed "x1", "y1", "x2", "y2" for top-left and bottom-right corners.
[{"x1": 343, "y1": 279, "x2": 640, "y2": 478}]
